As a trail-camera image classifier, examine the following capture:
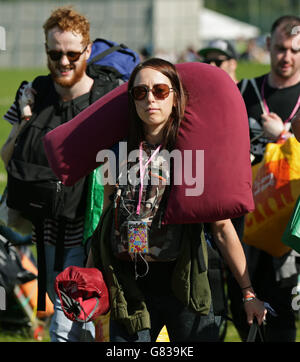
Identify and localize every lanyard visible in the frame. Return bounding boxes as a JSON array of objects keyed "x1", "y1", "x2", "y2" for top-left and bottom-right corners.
[
  {"x1": 136, "y1": 143, "x2": 161, "y2": 215},
  {"x1": 261, "y1": 75, "x2": 300, "y2": 124}
]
